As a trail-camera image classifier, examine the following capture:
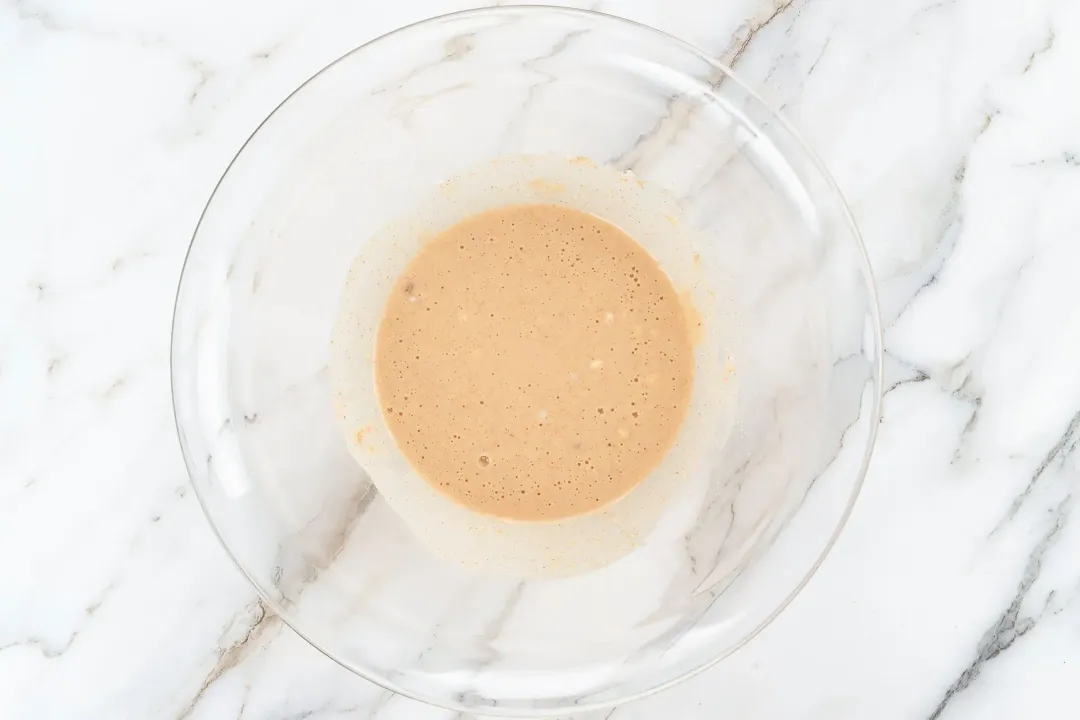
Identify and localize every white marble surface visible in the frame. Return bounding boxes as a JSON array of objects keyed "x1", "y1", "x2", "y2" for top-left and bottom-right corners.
[{"x1": 3, "y1": 0, "x2": 1080, "y2": 718}]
